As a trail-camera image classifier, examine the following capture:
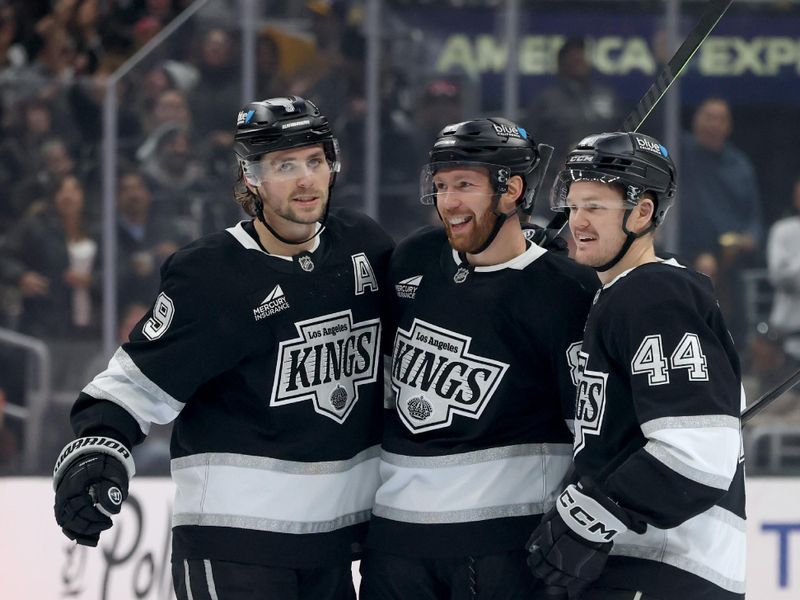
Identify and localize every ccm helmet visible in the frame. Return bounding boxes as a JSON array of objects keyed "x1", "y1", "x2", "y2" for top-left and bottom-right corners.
[
  {"x1": 422, "y1": 118, "x2": 543, "y2": 214},
  {"x1": 234, "y1": 95, "x2": 340, "y2": 187},
  {"x1": 551, "y1": 131, "x2": 676, "y2": 226}
]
